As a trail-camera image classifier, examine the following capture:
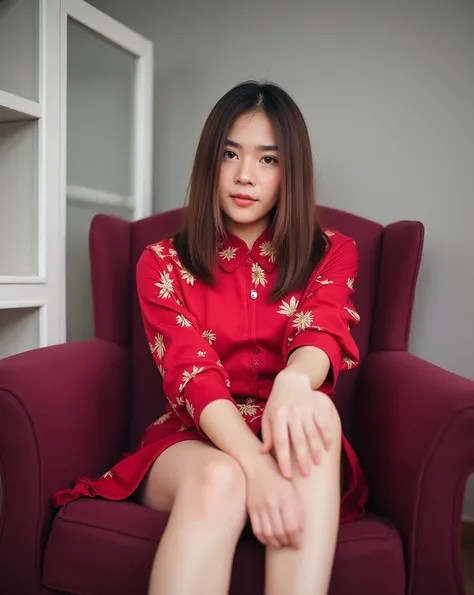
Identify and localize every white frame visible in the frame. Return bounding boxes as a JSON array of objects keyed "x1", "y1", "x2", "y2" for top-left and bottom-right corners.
[
  {"x1": 60, "y1": 0, "x2": 154, "y2": 220},
  {"x1": 0, "y1": 0, "x2": 154, "y2": 350},
  {"x1": 56, "y1": 0, "x2": 154, "y2": 343}
]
